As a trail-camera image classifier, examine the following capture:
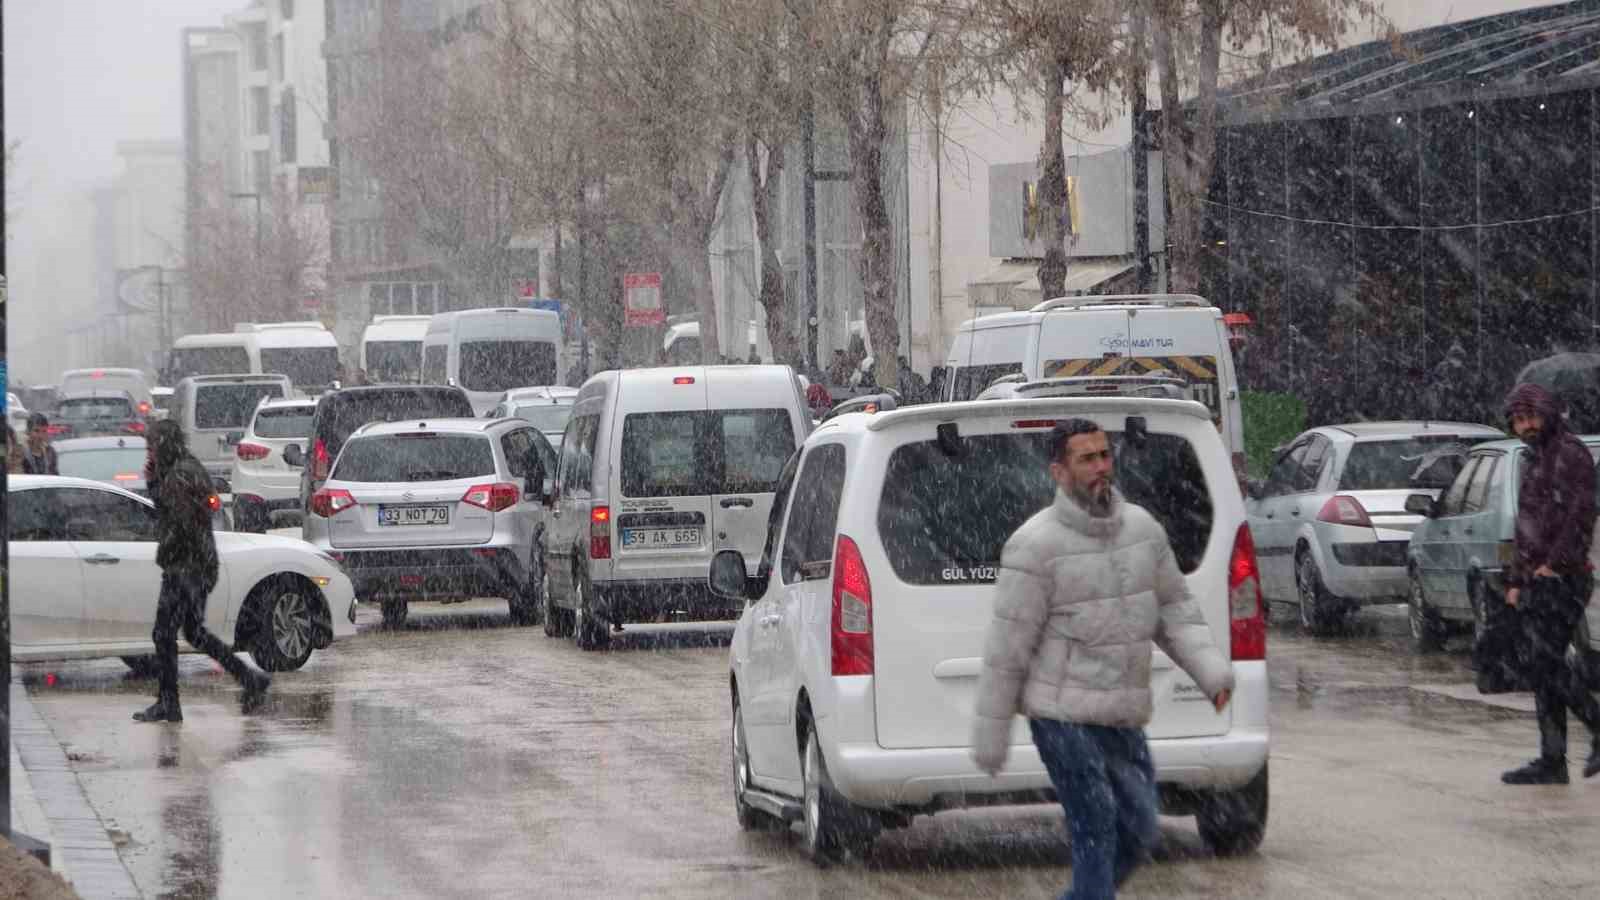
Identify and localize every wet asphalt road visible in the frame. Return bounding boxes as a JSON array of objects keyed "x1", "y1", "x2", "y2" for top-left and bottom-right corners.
[{"x1": 17, "y1": 599, "x2": 1600, "y2": 899}]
